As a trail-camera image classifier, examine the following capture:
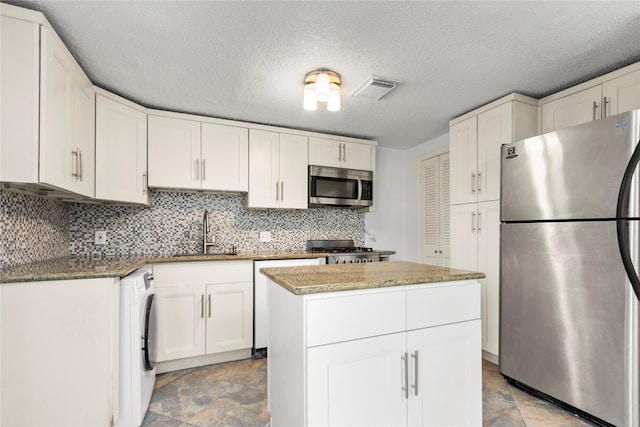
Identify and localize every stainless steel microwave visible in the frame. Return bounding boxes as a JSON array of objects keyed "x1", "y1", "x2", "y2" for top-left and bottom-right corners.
[{"x1": 308, "y1": 165, "x2": 373, "y2": 208}]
